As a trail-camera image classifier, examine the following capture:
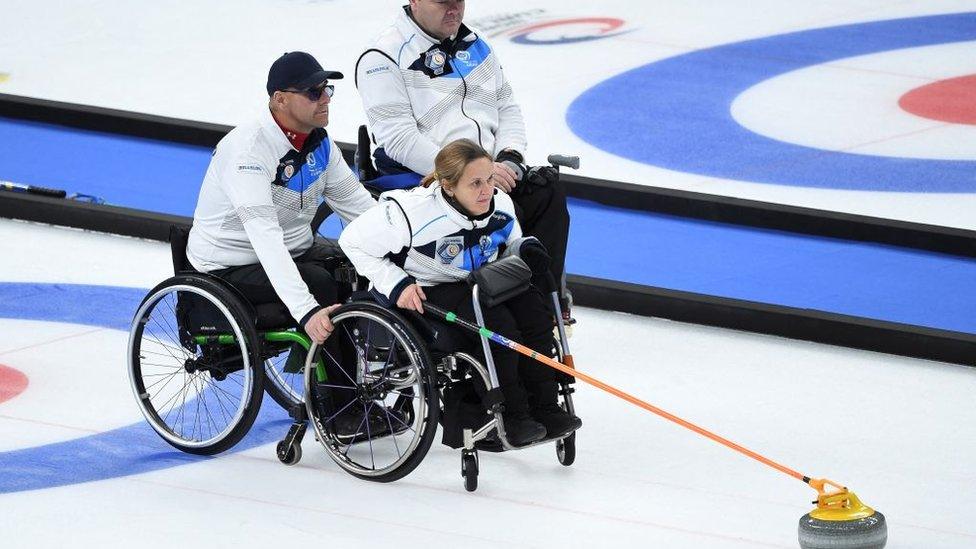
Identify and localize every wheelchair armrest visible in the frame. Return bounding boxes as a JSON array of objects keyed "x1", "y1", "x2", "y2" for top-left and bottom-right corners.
[{"x1": 468, "y1": 256, "x2": 532, "y2": 308}]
